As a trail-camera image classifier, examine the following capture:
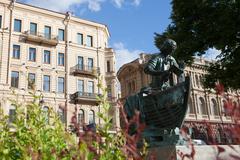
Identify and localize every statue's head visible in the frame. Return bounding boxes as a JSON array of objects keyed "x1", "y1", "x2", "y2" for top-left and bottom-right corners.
[{"x1": 160, "y1": 39, "x2": 177, "y2": 55}]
